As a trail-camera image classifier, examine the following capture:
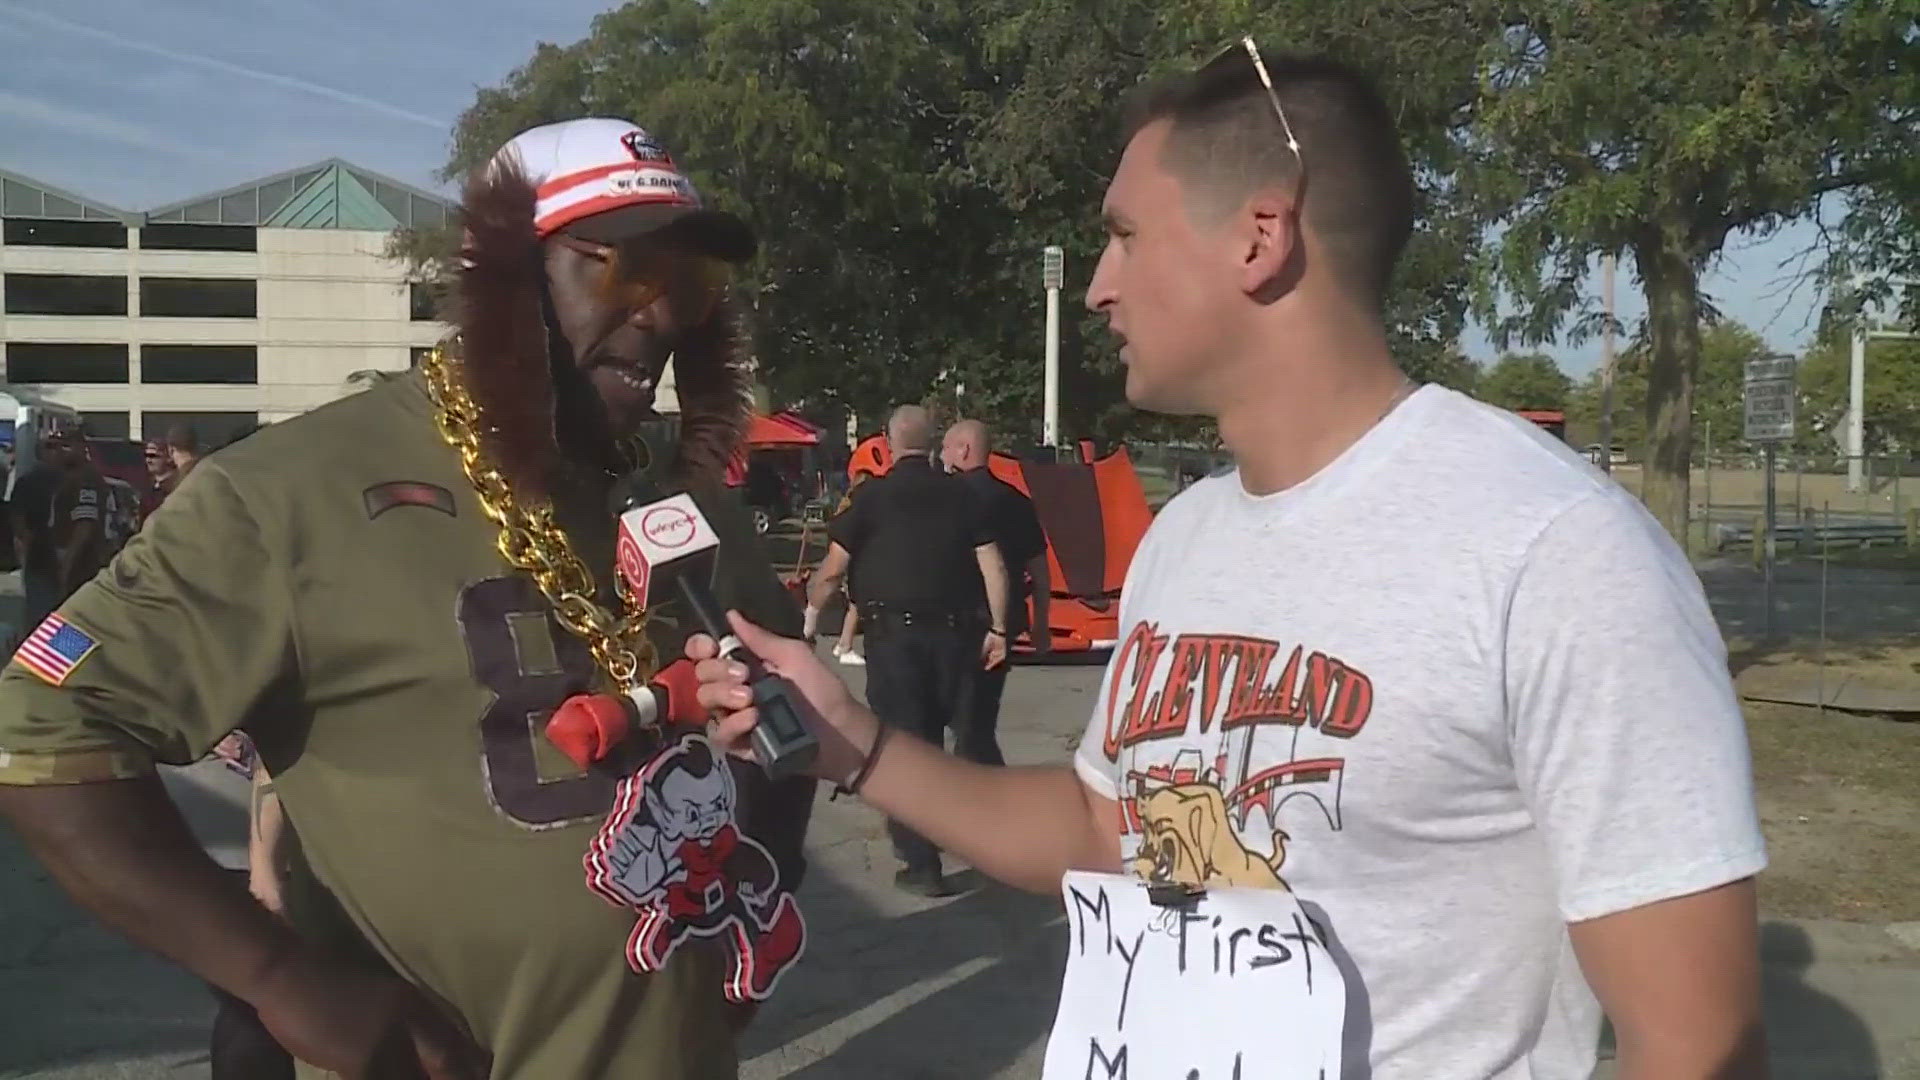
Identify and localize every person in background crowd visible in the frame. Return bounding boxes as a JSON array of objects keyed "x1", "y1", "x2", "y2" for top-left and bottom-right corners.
[
  {"x1": 0, "y1": 440, "x2": 18, "y2": 575},
  {"x1": 803, "y1": 404, "x2": 1009, "y2": 897},
  {"x1": 940, "y1": 418, "x2": 1052, "y2": 767},
  {"x1": 139, "y1": 437, "x2": 176, "y2": 522},
  {"x1": 166, "y1": 423, "x2": 205, "y2": 482},
  {"x1": 43, "y1": 429, "x2": 111, "y2": 611},
  {"x1": 828, "y1": 470, "x2": 873, "y2": 666},
  {"x1": 11, "y1": 430, "x2": 70, "y2": 632}
]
